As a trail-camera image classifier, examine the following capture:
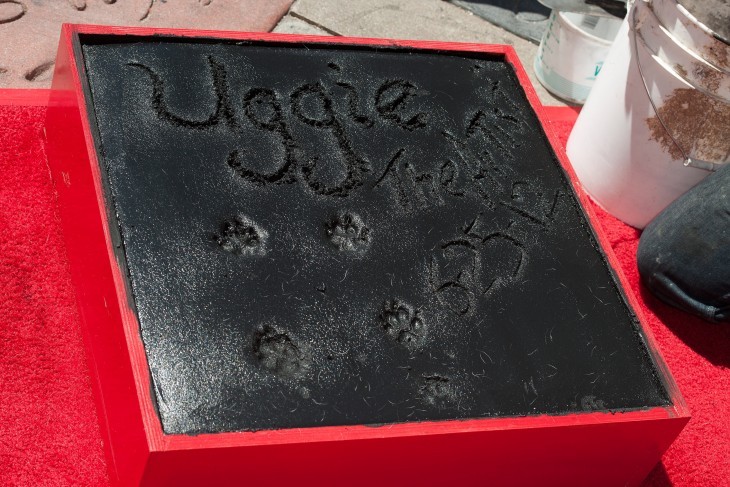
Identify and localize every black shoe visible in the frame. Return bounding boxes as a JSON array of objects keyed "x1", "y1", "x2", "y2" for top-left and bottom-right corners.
[{"x1": 637, "y1": 164, "x2": 730, "y2": 323}]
